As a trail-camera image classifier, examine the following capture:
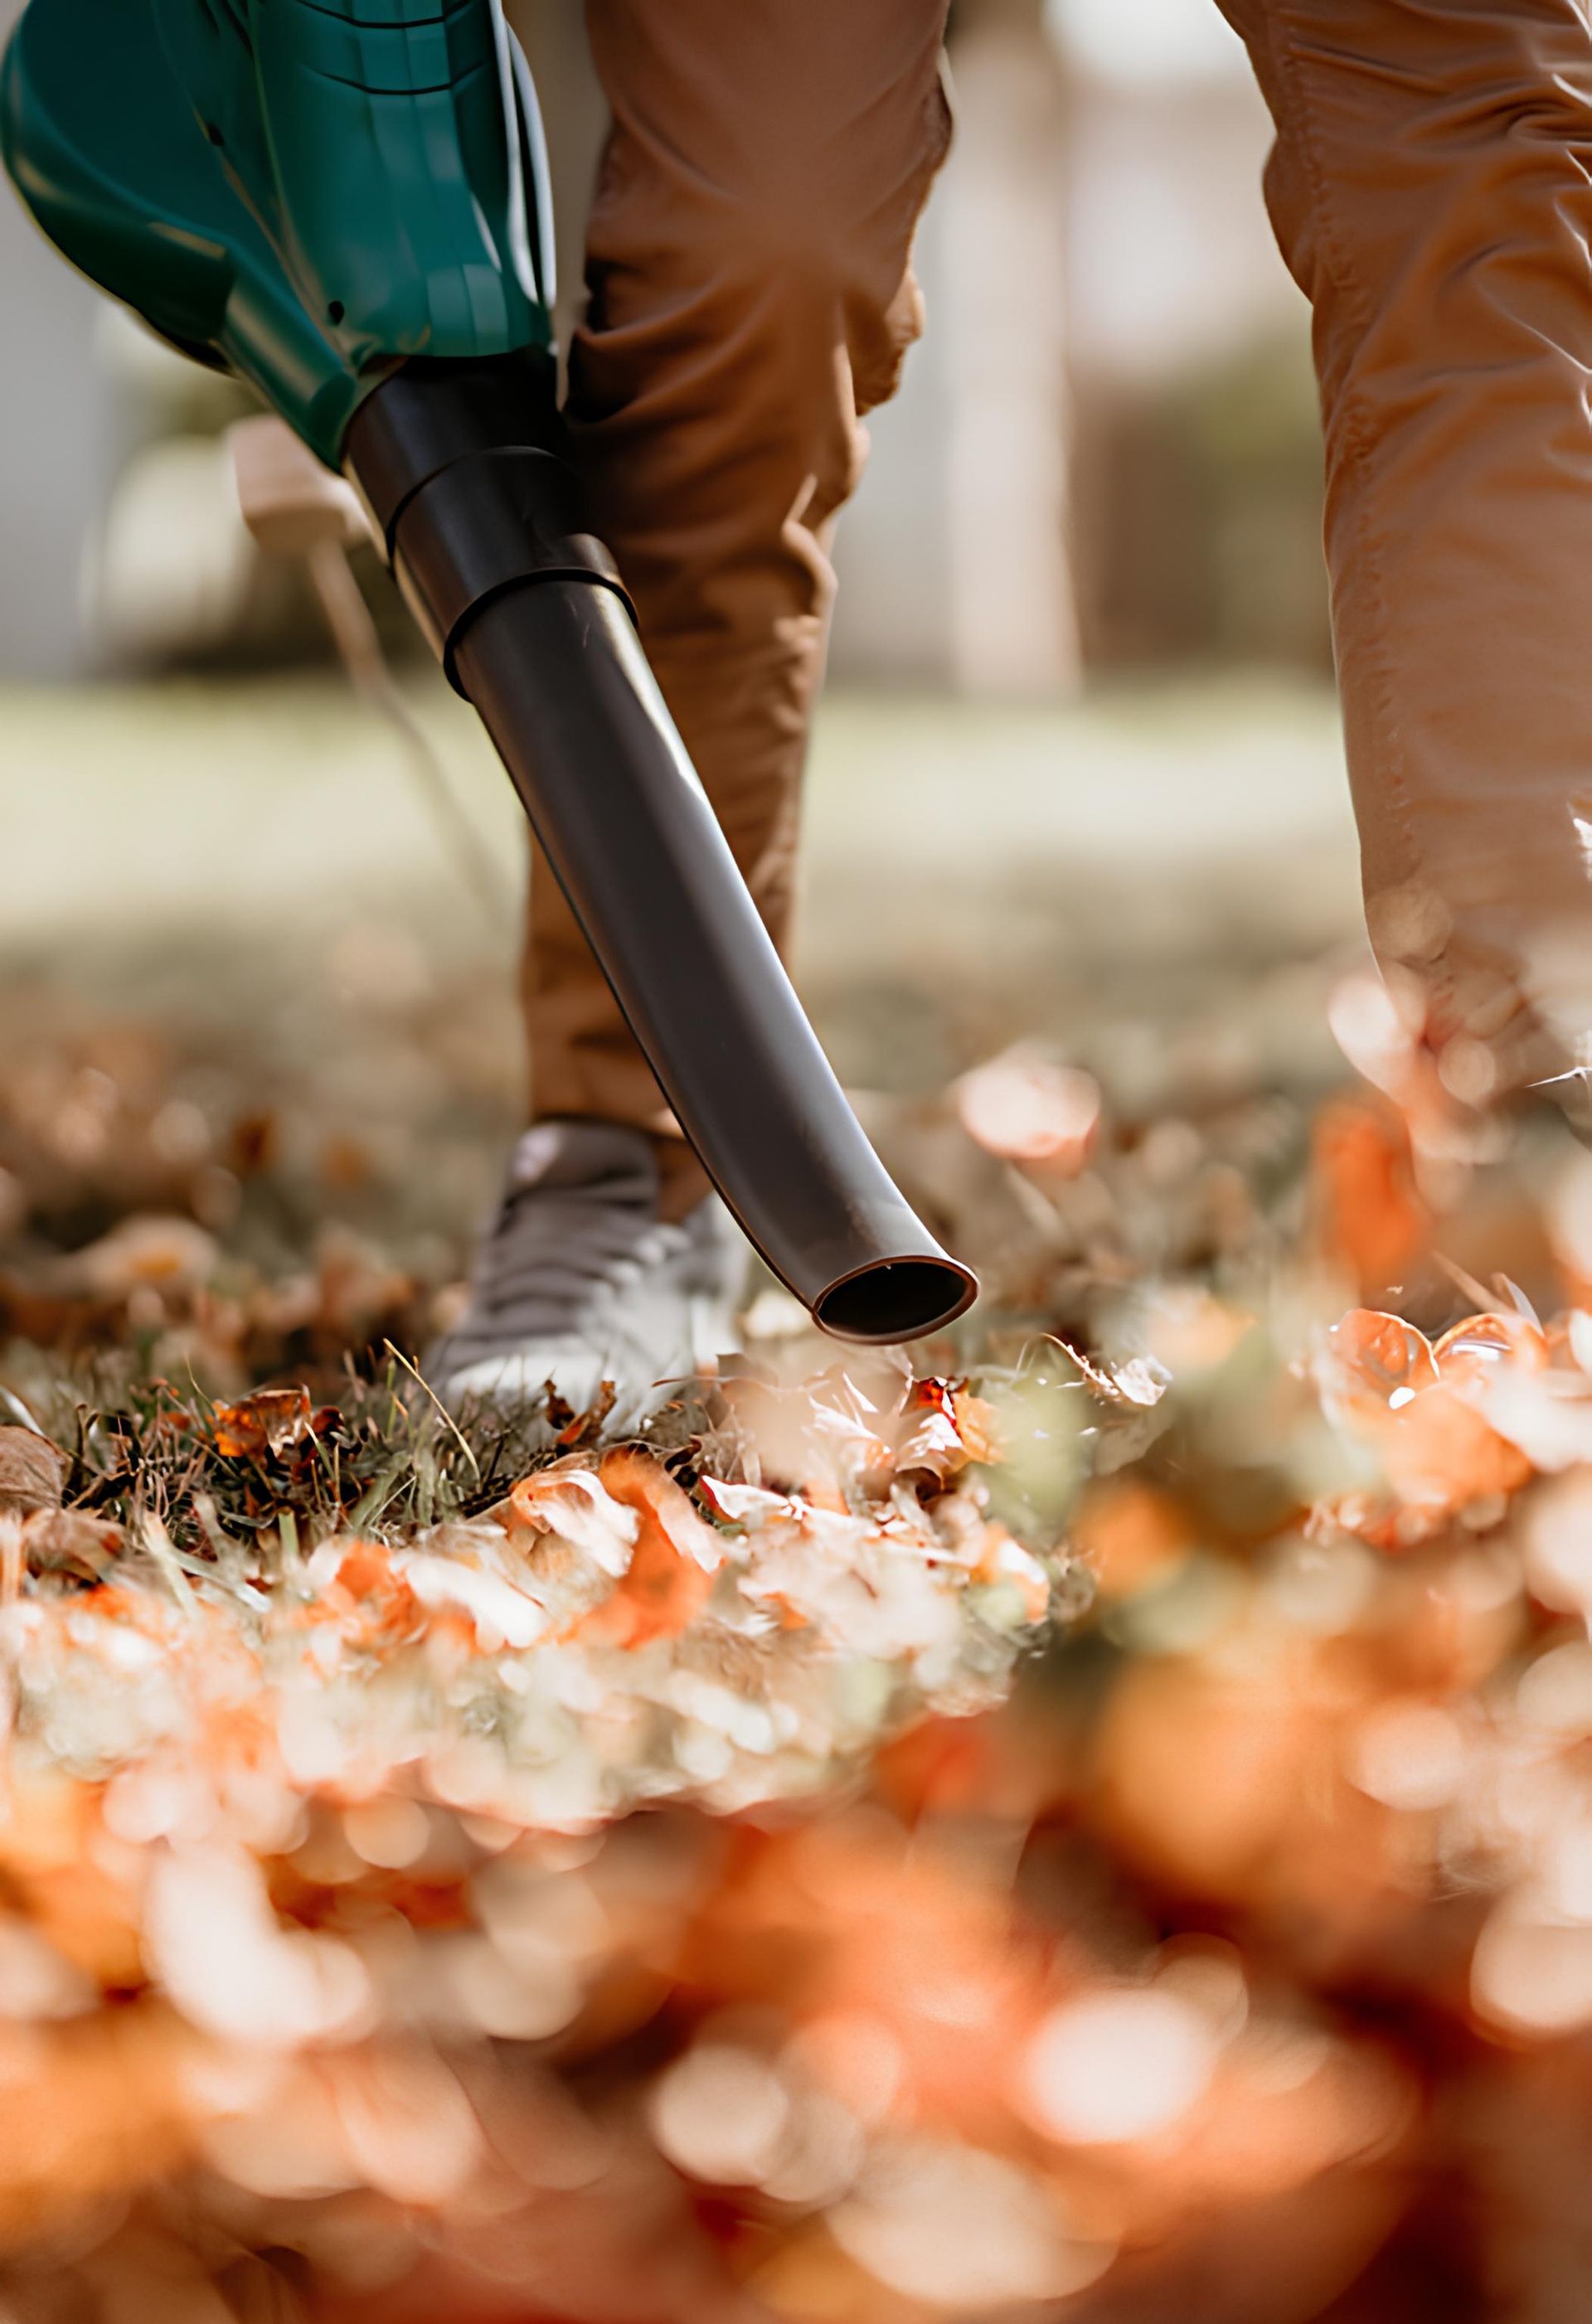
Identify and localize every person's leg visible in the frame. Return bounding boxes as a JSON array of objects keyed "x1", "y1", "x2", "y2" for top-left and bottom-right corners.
[
  {"x1": 434, "y1": 1, "x2": 950, "y2": 1408},
  {"x1": 526, "y1": 0, "x2": 952, "y2": 1211},
  {"x1": 1221, "y1": 0, "x2": 1592, "y2": 1105}
]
